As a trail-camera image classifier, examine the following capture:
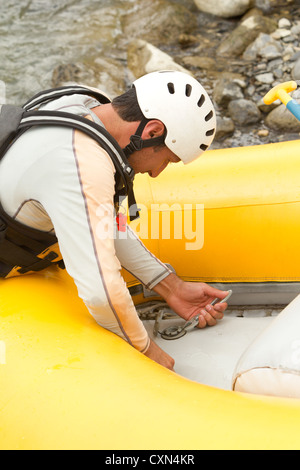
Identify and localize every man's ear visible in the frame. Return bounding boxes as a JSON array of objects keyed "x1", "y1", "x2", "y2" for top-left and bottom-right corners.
[{"x1": 142, "y1": 120, "x2": 165, "y2": 139}]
